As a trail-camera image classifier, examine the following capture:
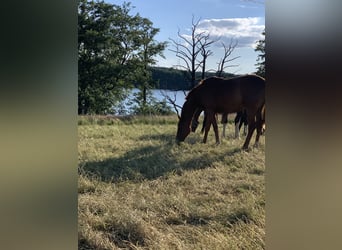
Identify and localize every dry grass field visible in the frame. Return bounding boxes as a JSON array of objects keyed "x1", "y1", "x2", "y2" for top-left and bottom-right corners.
[{"x1": 78, "y1": 115, "x2": 265, "y2": 249}]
